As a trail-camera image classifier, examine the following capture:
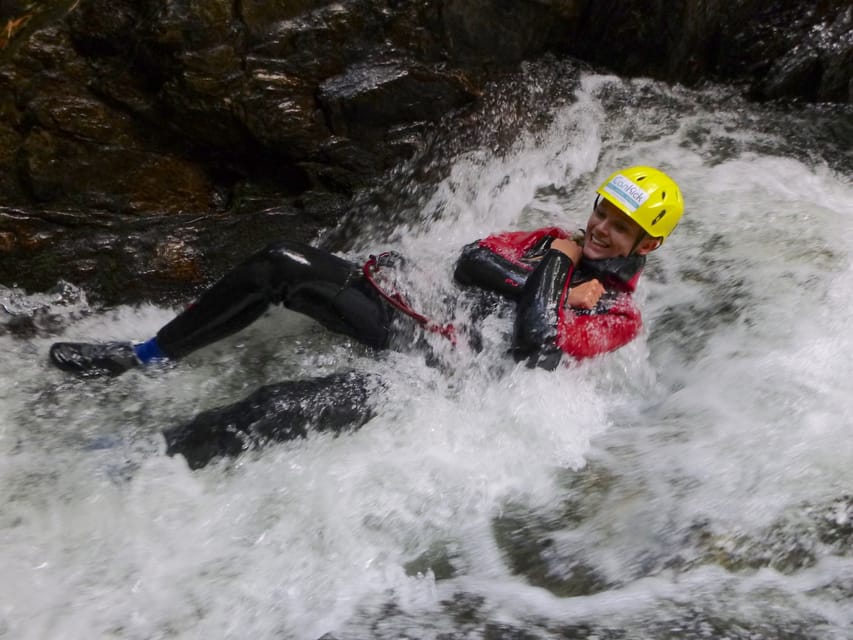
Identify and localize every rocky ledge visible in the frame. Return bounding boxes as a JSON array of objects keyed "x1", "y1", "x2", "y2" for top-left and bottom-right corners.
[{"x1": 0, "y1": 0, "x2": 851, "y2": 303}]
